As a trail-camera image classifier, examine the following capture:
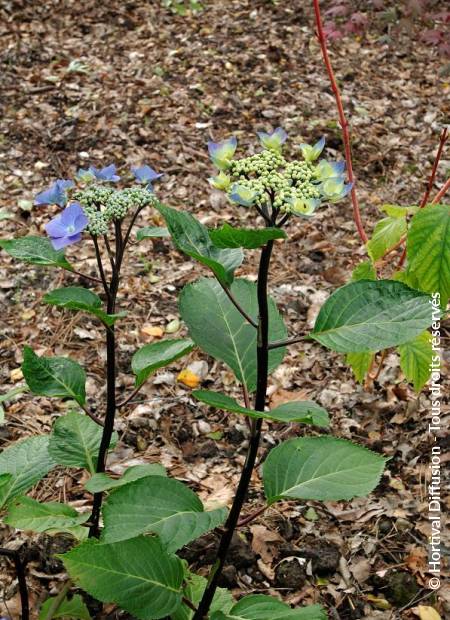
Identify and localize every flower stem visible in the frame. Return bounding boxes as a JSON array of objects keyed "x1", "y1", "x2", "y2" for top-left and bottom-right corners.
[
  {"x1": 88, "y1": 227, "x2": 122, "y2": 538},
  {"x1": 193, "y1": 241, "x2": 274, "y2": 619}
]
